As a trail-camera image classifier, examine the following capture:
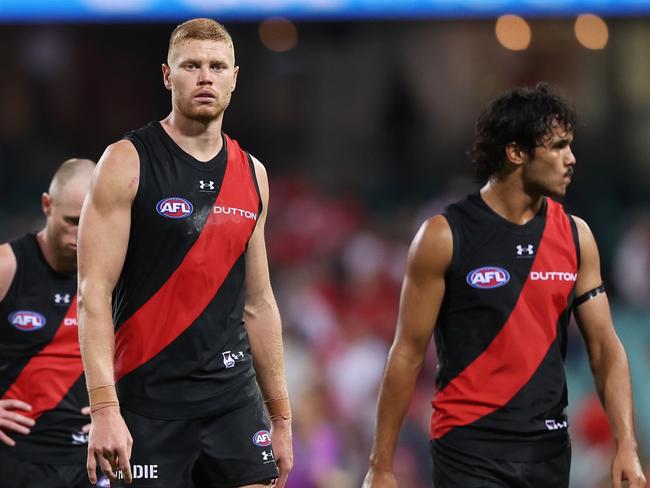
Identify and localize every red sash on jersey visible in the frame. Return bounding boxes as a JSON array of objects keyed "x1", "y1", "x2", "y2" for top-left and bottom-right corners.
[
  {"x1": 2, "y1": 296, "x2": 83, "y2": 420},
  {"x1": 431, "y1": 199, "x2": 578, "y2": 439},
  {"x1": 114, "y1": 135, "x2": 260, "y2": 379}
]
